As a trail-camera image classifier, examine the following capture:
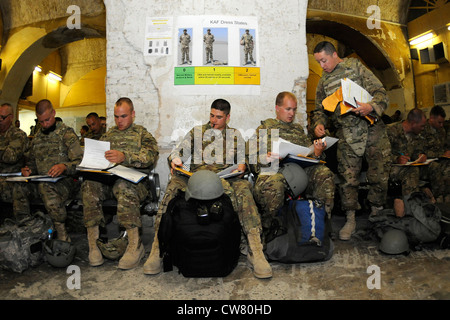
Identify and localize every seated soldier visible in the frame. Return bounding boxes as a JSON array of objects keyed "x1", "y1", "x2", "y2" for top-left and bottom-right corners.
[
  {"x1": 81, "y1": 97, "x2": 159, "y2": 270},
  {"x1": 251, "y1": 91, "x2": 335, "y2": 240},
  {"x1": 144, "y1": 98, "x2": 272, "y2": 279}
]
